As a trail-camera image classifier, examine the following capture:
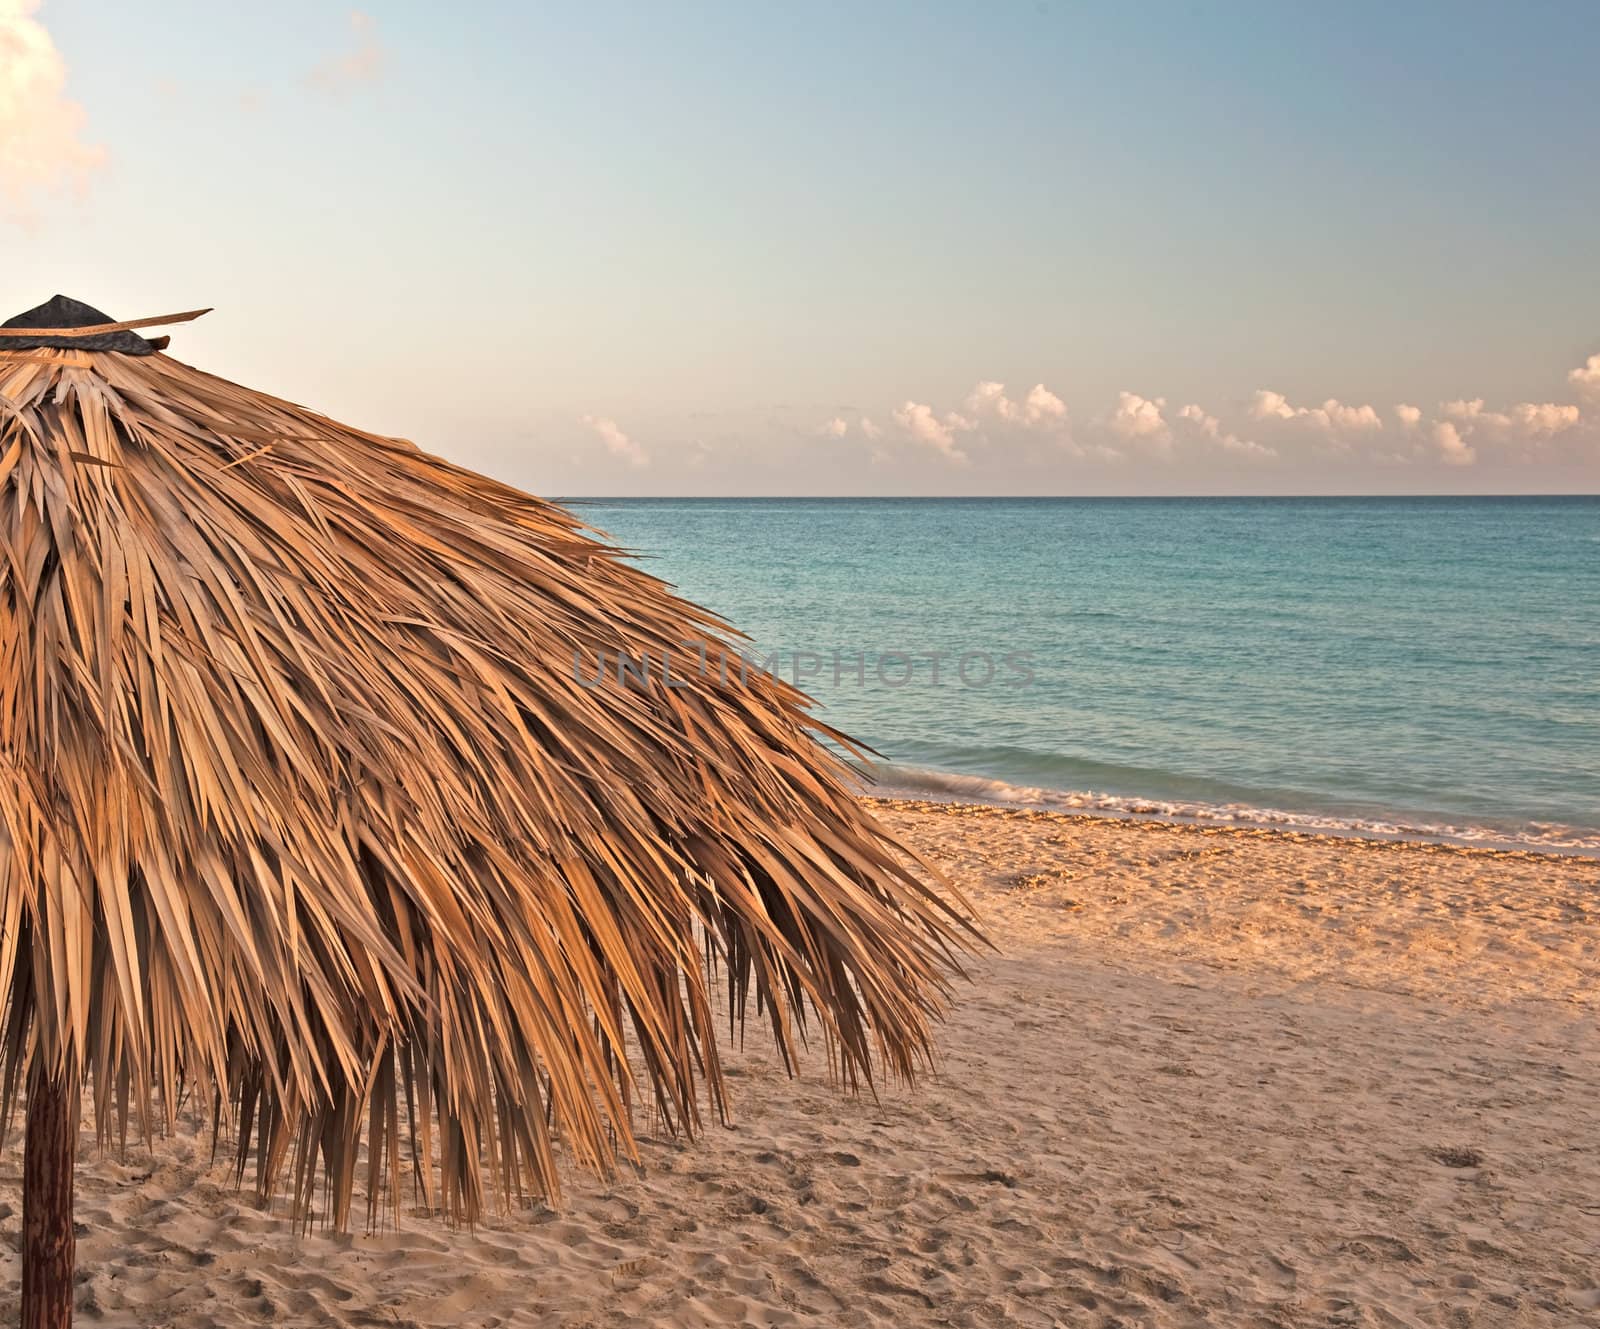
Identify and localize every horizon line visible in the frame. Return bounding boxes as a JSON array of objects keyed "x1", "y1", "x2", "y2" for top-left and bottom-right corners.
[{"x1": 556, "y1": 492, "x2": 1600, "y2": 502}]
